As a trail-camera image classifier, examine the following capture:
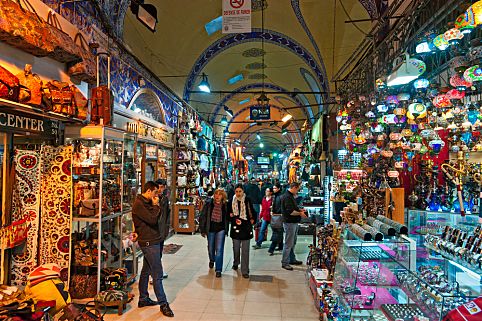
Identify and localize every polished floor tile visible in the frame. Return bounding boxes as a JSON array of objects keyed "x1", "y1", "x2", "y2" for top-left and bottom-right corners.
[{"x1": 104, "y1": 233, "x2": 317, "y2": 320}]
